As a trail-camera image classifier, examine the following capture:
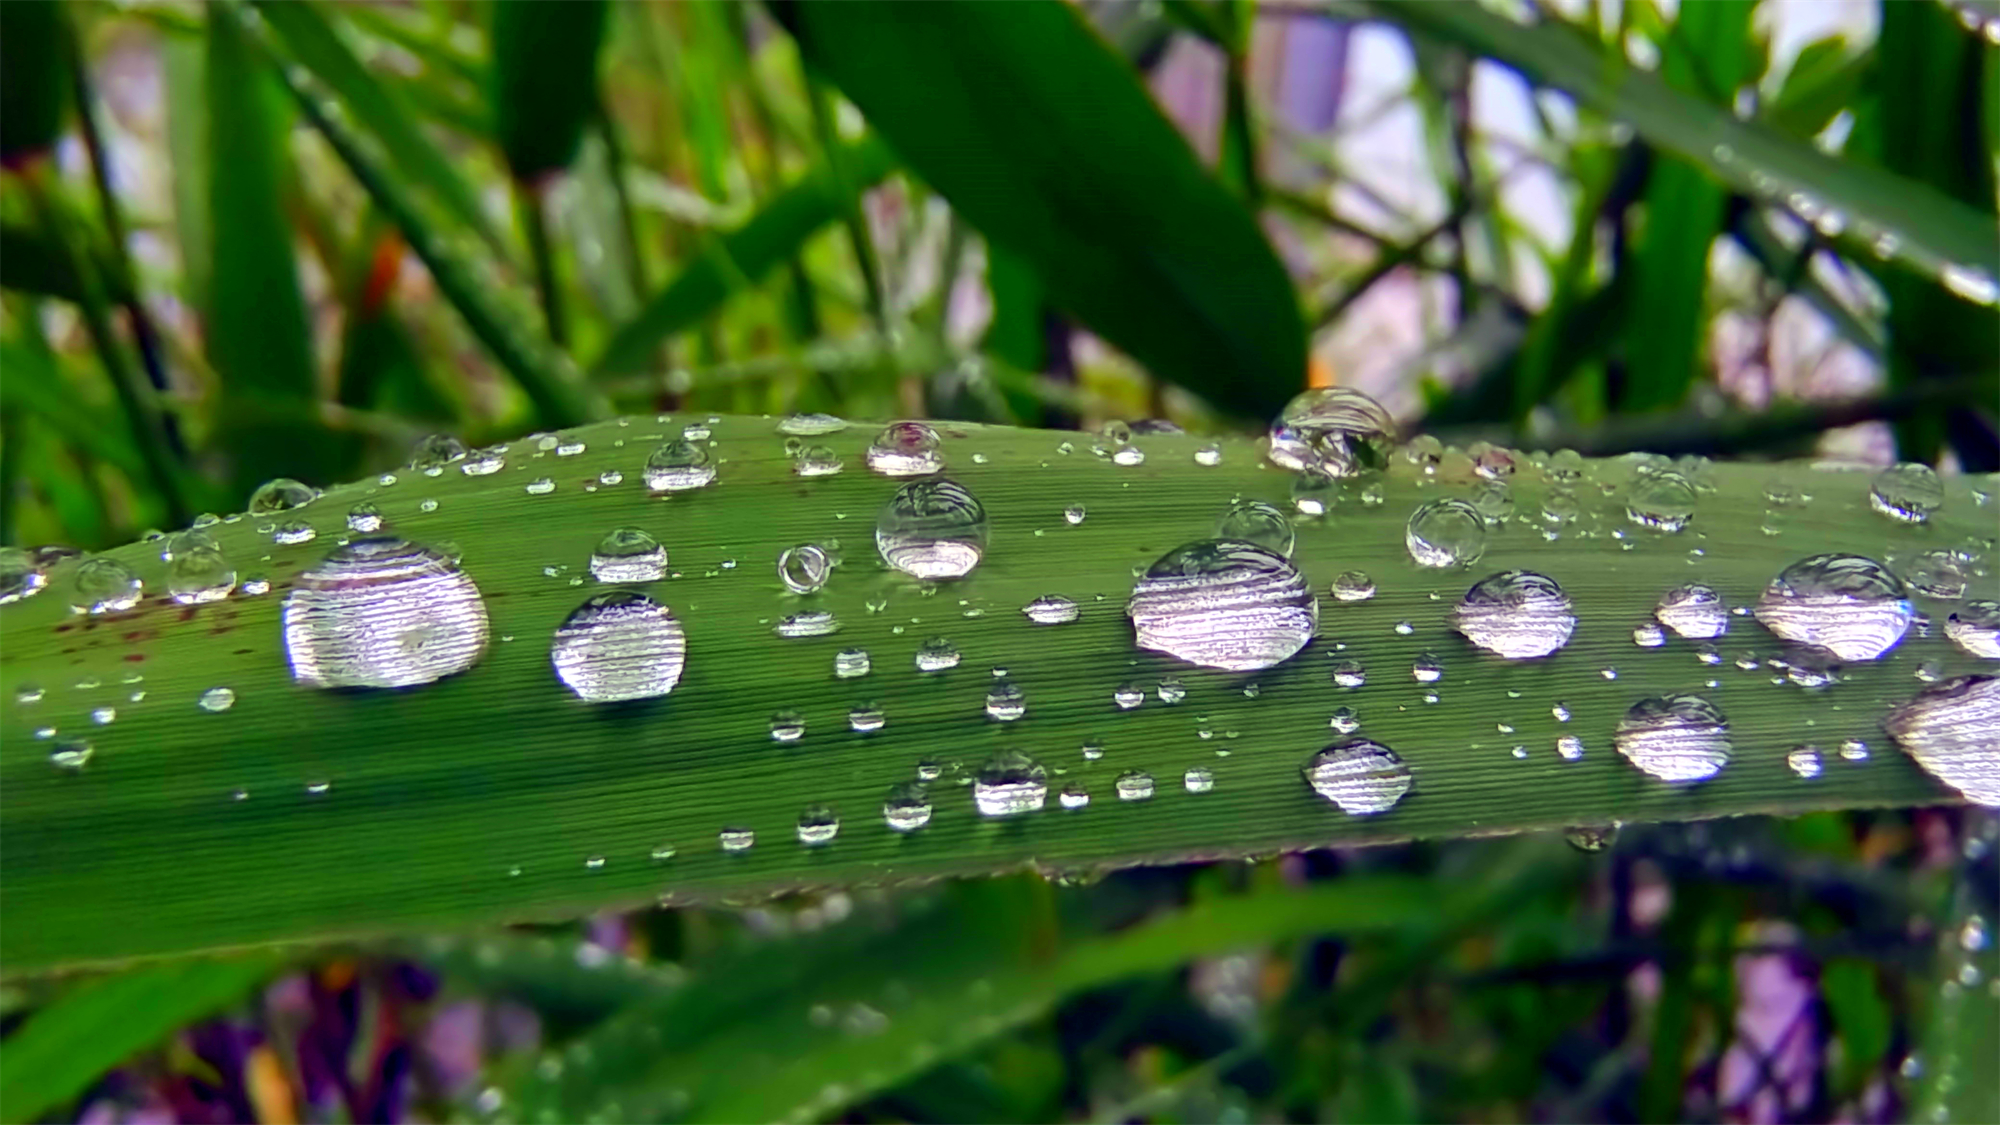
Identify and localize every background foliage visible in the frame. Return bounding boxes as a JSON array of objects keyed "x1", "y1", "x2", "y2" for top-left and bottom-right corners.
[{"x1": 1, "y1": 0, "x2": 1996, "y2": 1121}]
